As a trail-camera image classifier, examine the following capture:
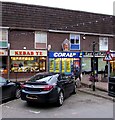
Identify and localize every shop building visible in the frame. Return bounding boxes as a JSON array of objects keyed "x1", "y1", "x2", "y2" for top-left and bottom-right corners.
[{"x1": 1, "y1": 2, "x2": 115, "y2": 79}]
